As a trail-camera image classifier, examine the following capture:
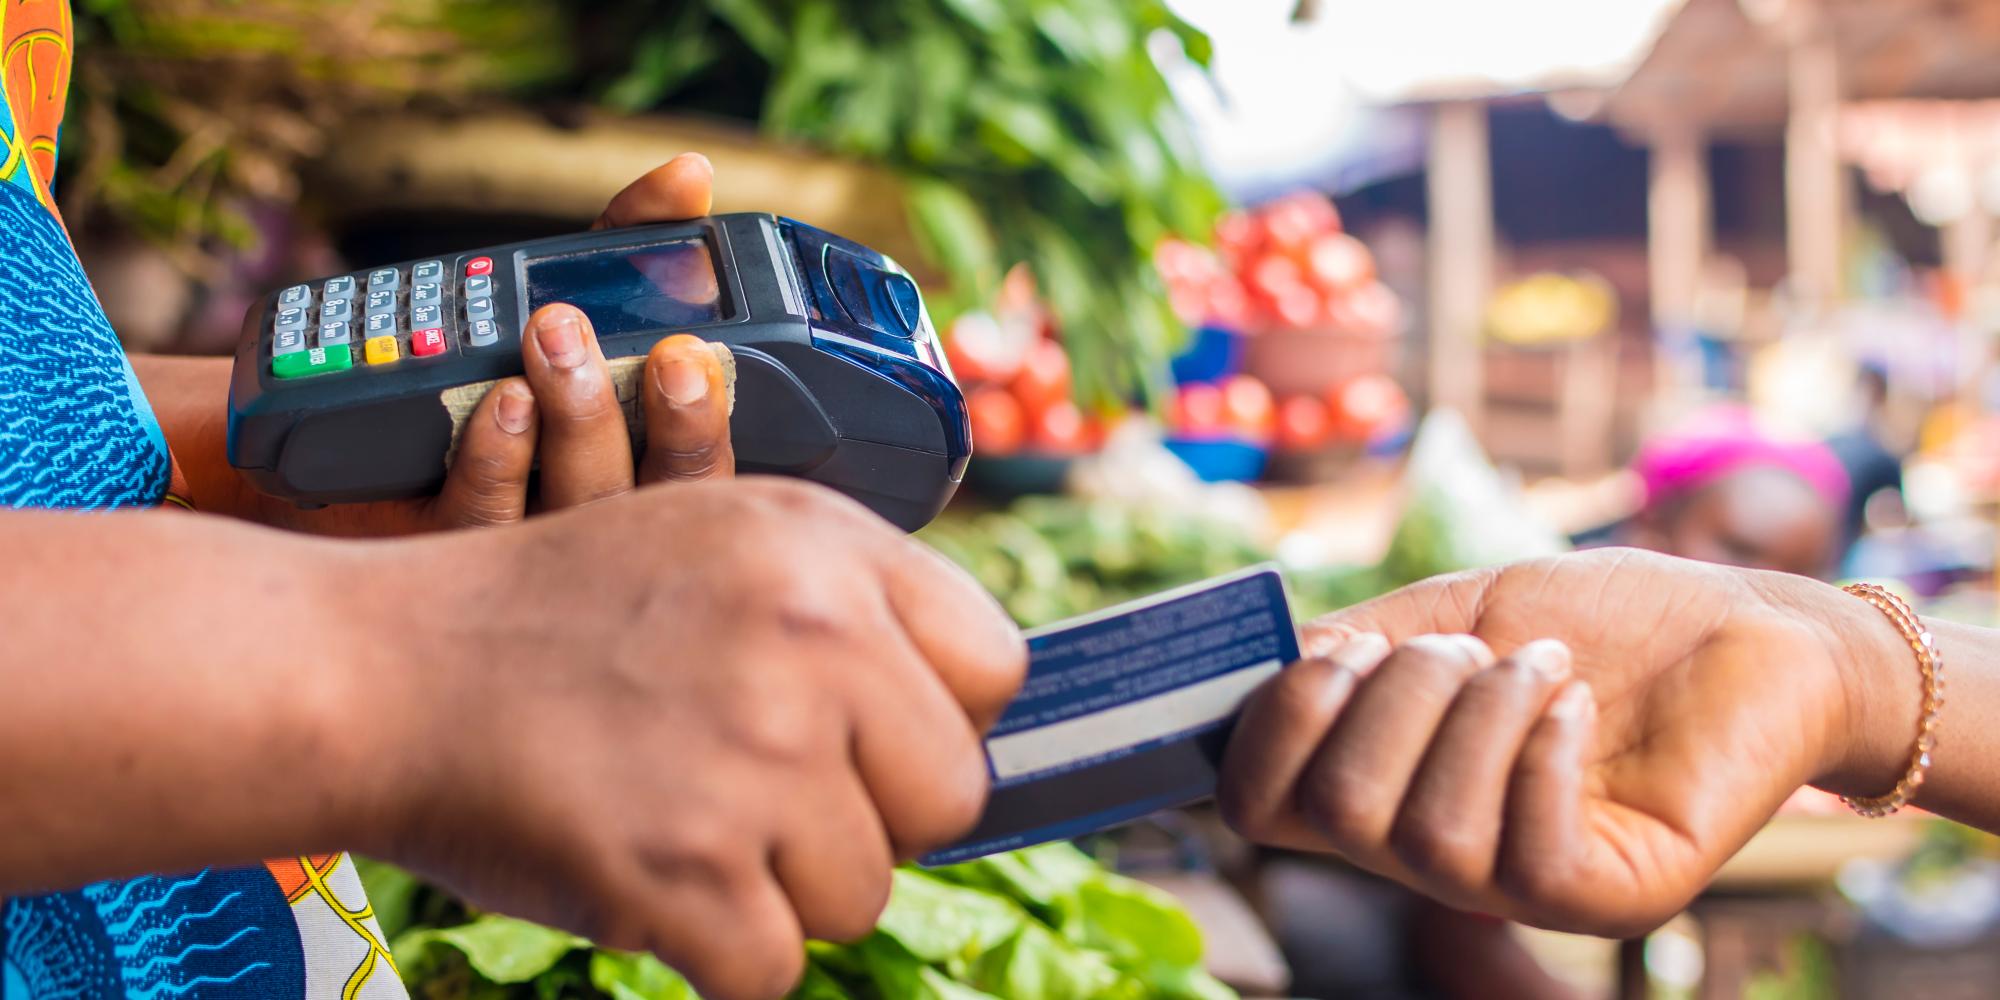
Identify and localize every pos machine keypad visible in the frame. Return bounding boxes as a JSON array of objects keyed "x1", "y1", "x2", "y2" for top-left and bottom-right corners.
[{"x1": 266, "y1": 257, "x2": 510, "y2": 378}]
